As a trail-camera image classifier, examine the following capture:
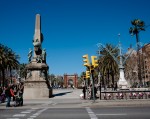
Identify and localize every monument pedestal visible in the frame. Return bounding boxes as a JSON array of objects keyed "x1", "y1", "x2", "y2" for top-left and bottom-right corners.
[
  {"x1": 118, "y1": 69, "x2": 129, "y2": 90},
  {"x1": 24, "y1": 62, "x2": 52, "y2": 99},
  {"x1": 118, "y1": 80, "x2": 129, "y2": 90},
  {"x1": 24, "y1": 81, "x2": 50, "y2": 99}
]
